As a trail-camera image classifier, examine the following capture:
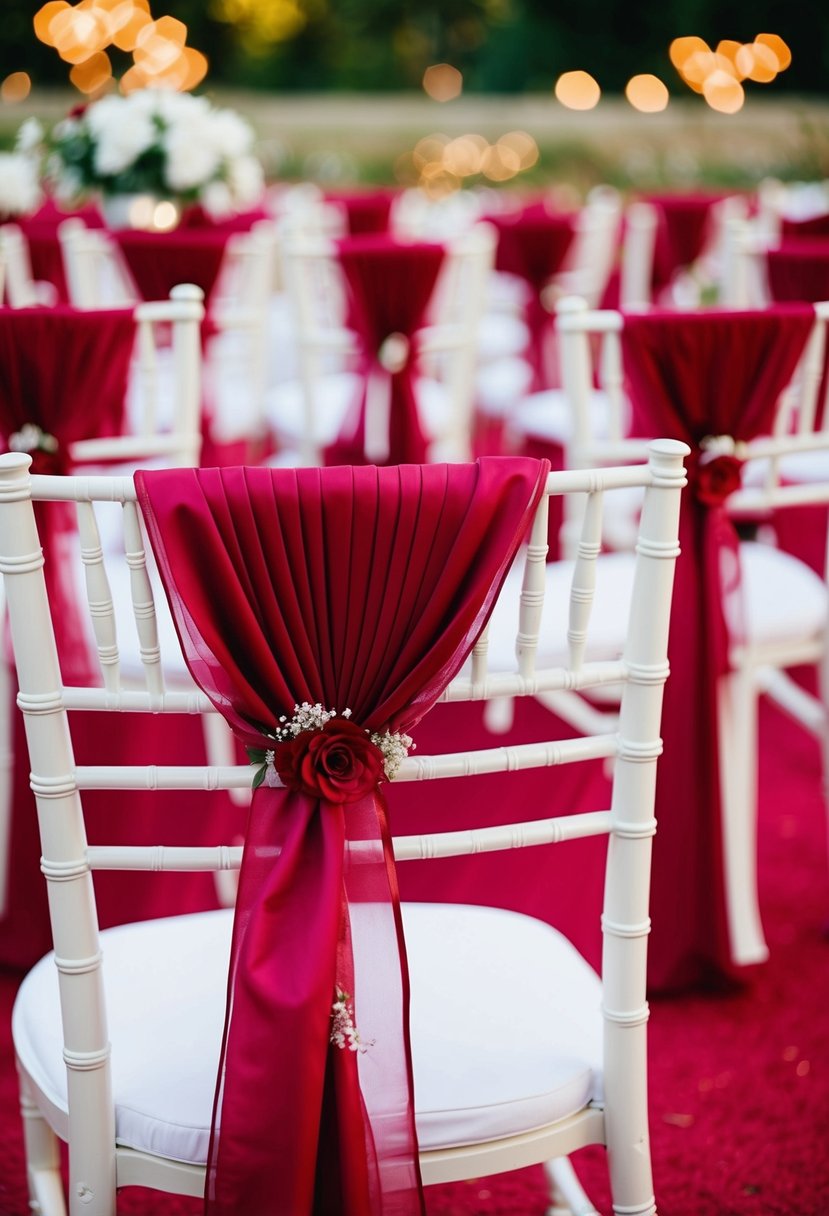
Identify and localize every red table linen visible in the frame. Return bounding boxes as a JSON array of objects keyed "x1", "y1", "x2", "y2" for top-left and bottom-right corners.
[
  {"x1": 767, "y1": 240, "x2": 829, "y2": 304},
  {"x1": 622, "y1": 304, "x2": 815, "y2": 992},
  {"x1": 114, "y1": 229, "x2": 231, "y2": 306},
  {"x1": 326, "y1": 235, "x2": 446, "y2": 467},
  {"x1": 17, "y1": 198, "x2": 106, "y2": 303},
  {"x1": 781, "y1": 213, "x2": 829, "y2": 240},
  {"x1": 135, "y1": 458, "x2": 548, "y2": 1216},
  {"x1": 646, "y1": 192, "x2": 724, "y2": 293},
  {"x1": 324, "y1": 188, "x2": 397, "y2": 235}
]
